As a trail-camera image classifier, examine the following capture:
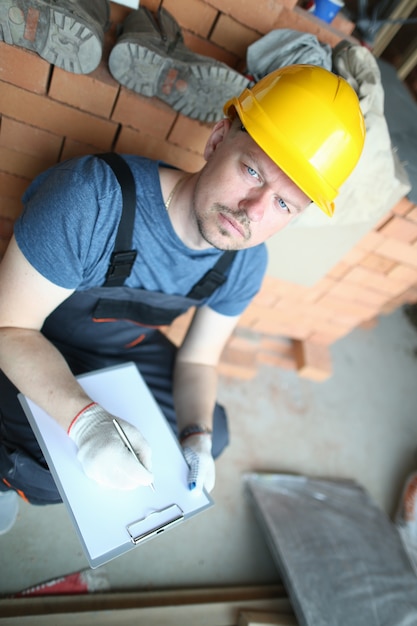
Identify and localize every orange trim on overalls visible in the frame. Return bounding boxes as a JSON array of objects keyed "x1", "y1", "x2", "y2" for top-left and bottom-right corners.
[
  {"x1": 2, "y1": 478, "x2": 30, "y2": 503},
  {"x1": 92, "y1": 317, "x2": 160, "y2": 349}
]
